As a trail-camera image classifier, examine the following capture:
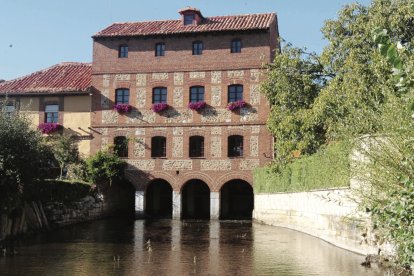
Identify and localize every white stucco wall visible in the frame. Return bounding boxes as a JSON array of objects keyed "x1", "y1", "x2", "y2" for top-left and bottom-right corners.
[{"x1": 253, "y1": 188, "x2": 379, "y2": 255}]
